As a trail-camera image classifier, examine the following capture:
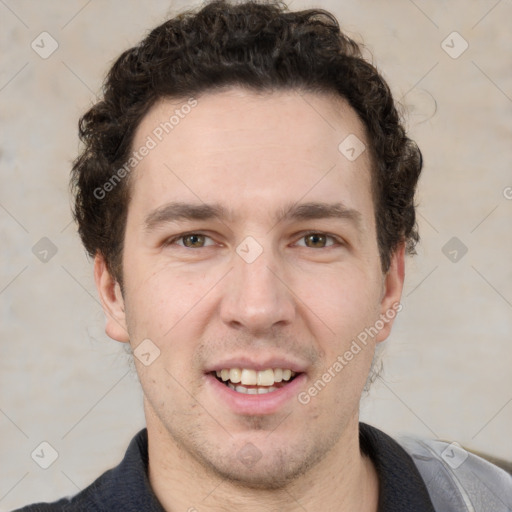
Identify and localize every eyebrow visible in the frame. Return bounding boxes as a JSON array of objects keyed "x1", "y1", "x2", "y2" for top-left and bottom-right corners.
[{"x1": 144, "y1": 200, "x2": 362, "y2": 232}]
